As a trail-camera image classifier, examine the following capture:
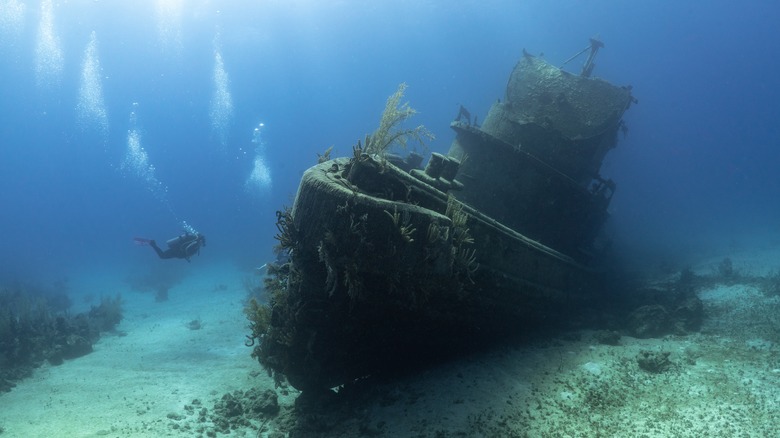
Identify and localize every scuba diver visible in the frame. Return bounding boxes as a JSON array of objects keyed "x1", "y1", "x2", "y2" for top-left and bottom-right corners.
[{"x1": 135, "y1": 231, "x2": 206, "y2": 262}]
